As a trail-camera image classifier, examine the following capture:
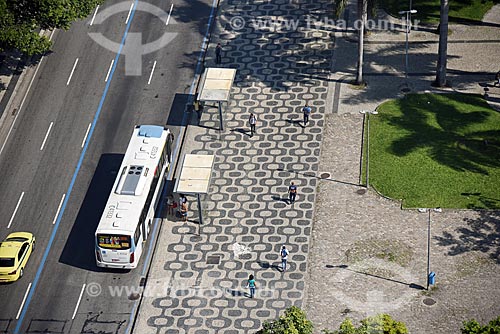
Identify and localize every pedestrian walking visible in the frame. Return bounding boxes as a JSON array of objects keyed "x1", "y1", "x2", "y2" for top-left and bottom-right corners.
[
  {"x1": 288, "y1": 182, "x2": 297, "y2": 204},
  {"x1": 495, "y1": 71, "x2": 500, "y2": 86},
  {"x1": 280, "y1": 245, "x2": 289, "y2": 272},
  {"x1": 215, "y1": 43, "x2": 222, "y2": 65},
  {"x1": 249, "y1": 113, "x2": 257, "y2": 137},
  {"x1": 246, "y1": 274, "x2": 257, "y2": 298},
  {"x1": 302, "y1": 103, "x2": 312, "y2": 126}
]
